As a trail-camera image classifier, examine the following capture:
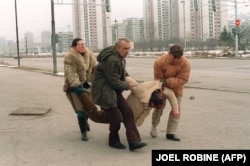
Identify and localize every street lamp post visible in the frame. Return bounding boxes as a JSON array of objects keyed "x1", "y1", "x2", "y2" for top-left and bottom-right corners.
[
  {"x1": 114, "y1": 19, "x2": 118, "y2": 42},
  {"x1": 51, "y1": 0, "x2": 57, "y2": 73},
  {"x1": 14, "y1": 0, "x2": 20, "y2": 66},
  {"x1": 181, "y1": 0, "x2": 186, "y2": 52}
]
